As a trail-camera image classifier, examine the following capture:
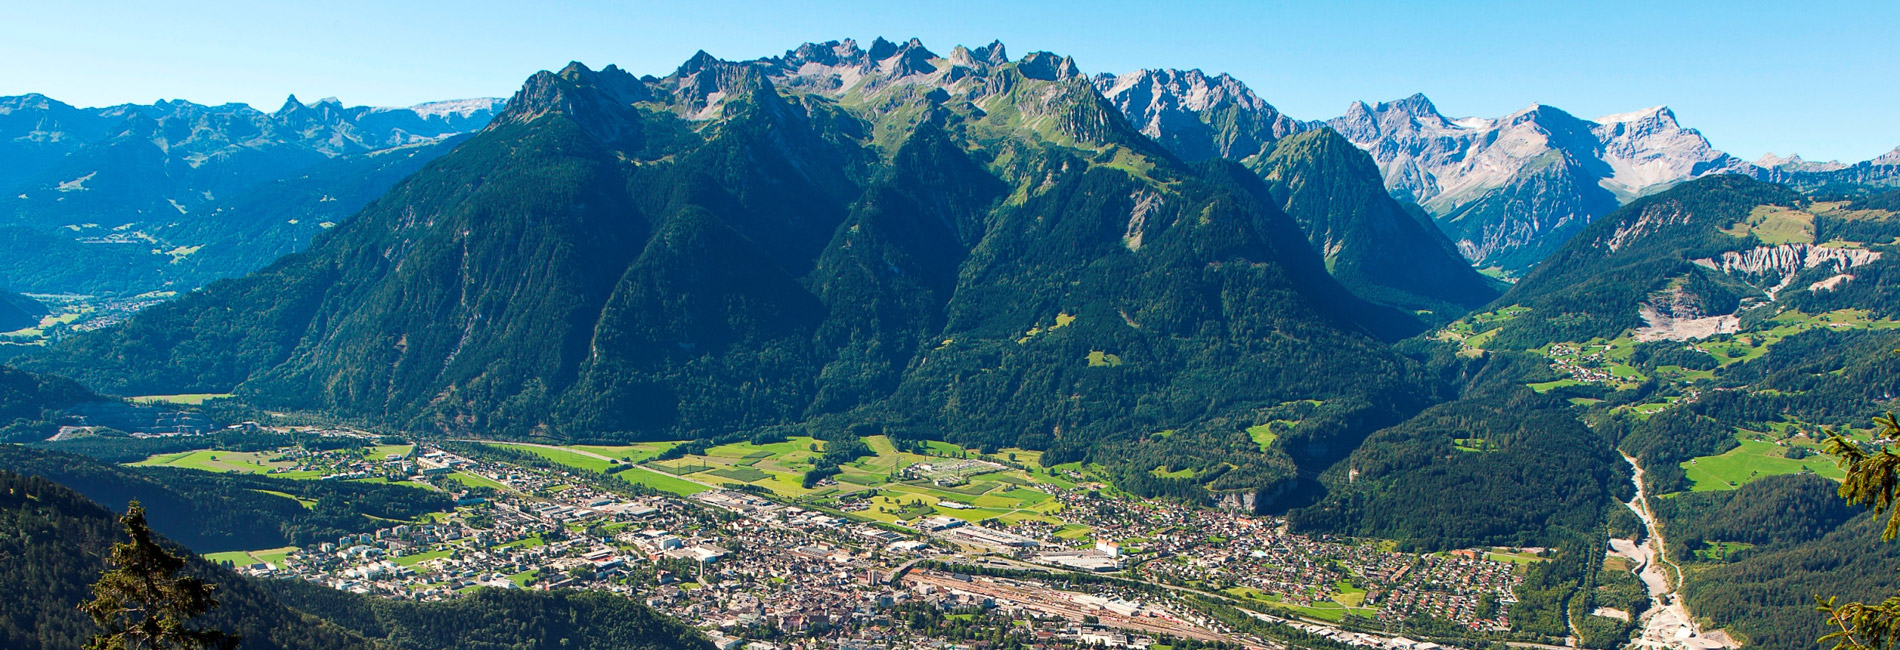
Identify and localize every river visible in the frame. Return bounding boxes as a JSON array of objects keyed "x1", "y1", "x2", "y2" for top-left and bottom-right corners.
[{"x1": 1608, "y1": 453, "x2": 1737, "y2": 649}]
